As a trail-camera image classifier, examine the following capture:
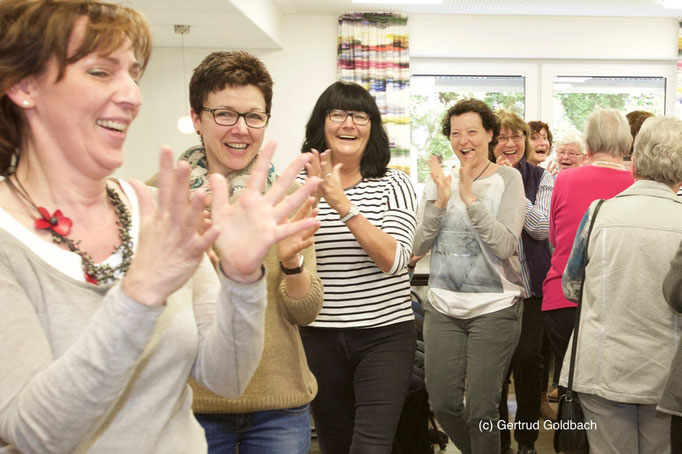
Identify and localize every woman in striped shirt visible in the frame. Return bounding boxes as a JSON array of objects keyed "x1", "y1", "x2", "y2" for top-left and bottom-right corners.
[{"x1": 298, "y1": 81, "x2": 418, "y2": 454}]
